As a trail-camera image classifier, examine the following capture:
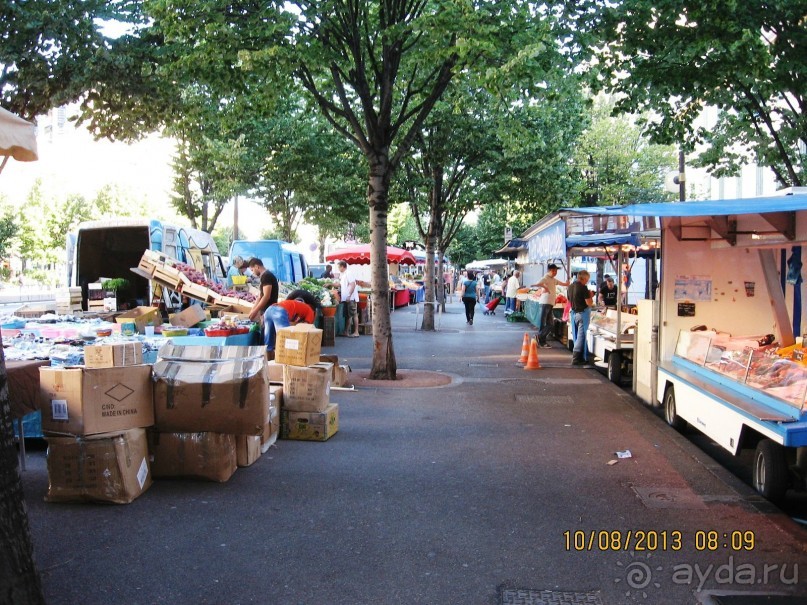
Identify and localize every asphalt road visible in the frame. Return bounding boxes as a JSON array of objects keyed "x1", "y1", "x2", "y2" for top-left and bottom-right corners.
[{"x1": 17, "y1": 301, "x2": 807, "y2": 605}]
